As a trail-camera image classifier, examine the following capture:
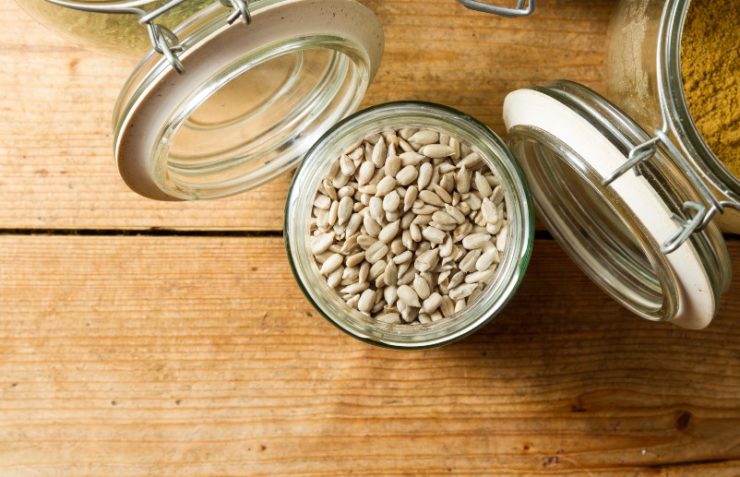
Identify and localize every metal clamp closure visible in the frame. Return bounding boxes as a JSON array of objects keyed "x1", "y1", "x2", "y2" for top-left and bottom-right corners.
[
  {"x1": 457, "y1": 0, "x2": 535, "y2": 17},
  {"x1": 45, "y1": 0, "x2": 251, "y2": 73},
  {"x1": 602, "y1": 127, "x2": 739, "y2": 254}
]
